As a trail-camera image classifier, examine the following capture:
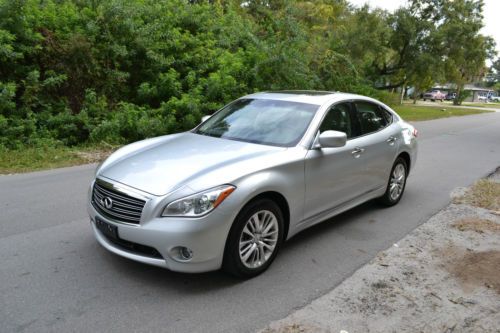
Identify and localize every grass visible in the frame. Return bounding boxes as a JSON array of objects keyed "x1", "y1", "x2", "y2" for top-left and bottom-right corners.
[
  {"x1": 453, "y1": 179, "x2": 500, "y2": 211},
  {"x1": 393, "y1": 104, "x2": 492, "y2": 121},
  {"x1": 0, "y1": 145, "x2": 114, "y2": 174},
  {"x1": 452, "y1": 217, "x2": 500, "y2": 234}
]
